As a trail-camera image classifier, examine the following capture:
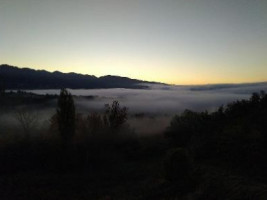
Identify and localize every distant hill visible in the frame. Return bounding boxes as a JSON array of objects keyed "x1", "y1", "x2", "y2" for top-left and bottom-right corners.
[{"x1": 0, "y1": 64, "x2": 161, "y2": 89}]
